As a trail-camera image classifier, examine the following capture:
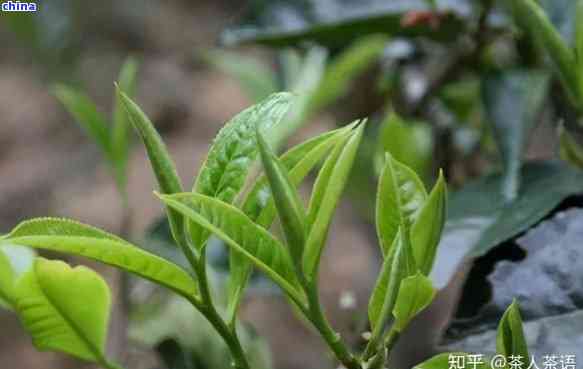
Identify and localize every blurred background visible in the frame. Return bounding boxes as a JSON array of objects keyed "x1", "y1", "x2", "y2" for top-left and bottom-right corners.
[{"x1": 1, "y1": 0, "x2": 583, "y2": 368}]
